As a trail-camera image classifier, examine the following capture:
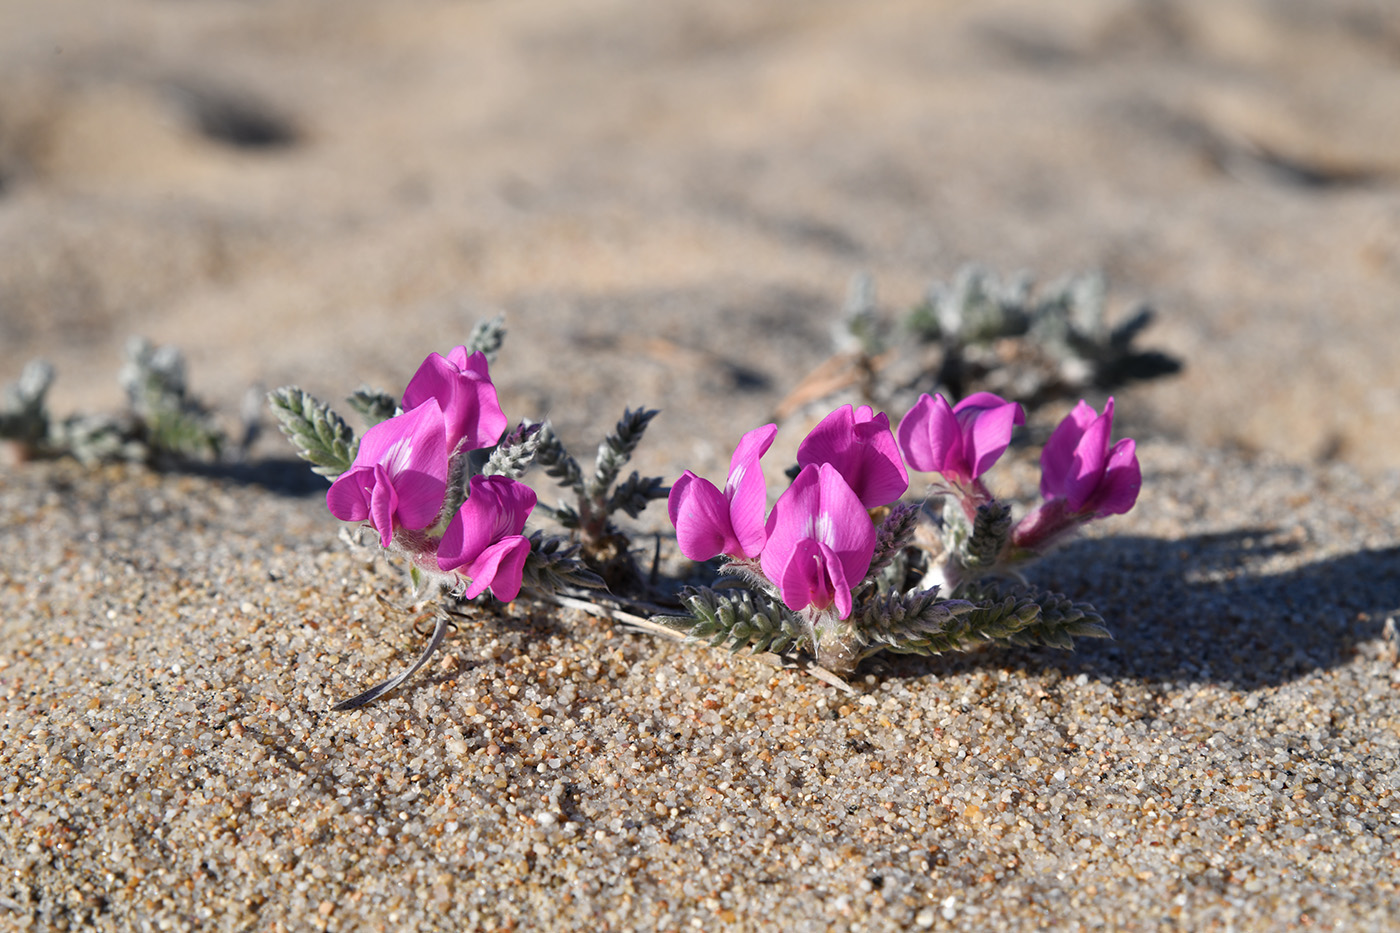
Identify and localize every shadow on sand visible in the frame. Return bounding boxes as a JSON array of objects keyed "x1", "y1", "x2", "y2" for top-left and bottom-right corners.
[{"x1": 874, "y1": 528, "x2": 1400, "y2": 690}]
